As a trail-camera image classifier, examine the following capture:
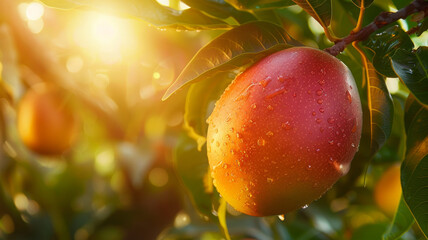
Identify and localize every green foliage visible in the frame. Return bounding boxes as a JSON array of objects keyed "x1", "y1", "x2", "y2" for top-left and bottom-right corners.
[
  {"x1": 162, "y1": 21, "x2": 299, "y2": 100},
  {"x1": 402, "y1": 96, "x2": 428, "y2": 238},
  {"x1": 392, "y1": 47, "x2": 428, "y2": 106},
  {"x1": 184, "y1": 72, "x2": 234, "y2": 149},
  {"x1": 1, "y1": 0, "x2": 427, "y2": 239},
  {"x1": 383, "y1": 198, "x2": 415, "y2": 240},
  {"x1": 180, "y1": 0, "x2": 257, "y2": 23},
  {"x1": 291, "y1": 0, "x2": 332, "y2": 28},
  {"x1": 39, "y1": 0, "x2": 232, "y2": 30},
  {"x1": 363, "y1": 25, "x2": 414, "y2": 78},
  {"x1": 351, "y1": 0, "x2": 374, "y2": 8},
  {"x1": 225, "y1": 0, "x2": 295, "y2": 11},
  {"x1": 365, "y1": 61, "x2": 394, "y2": 156}
]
